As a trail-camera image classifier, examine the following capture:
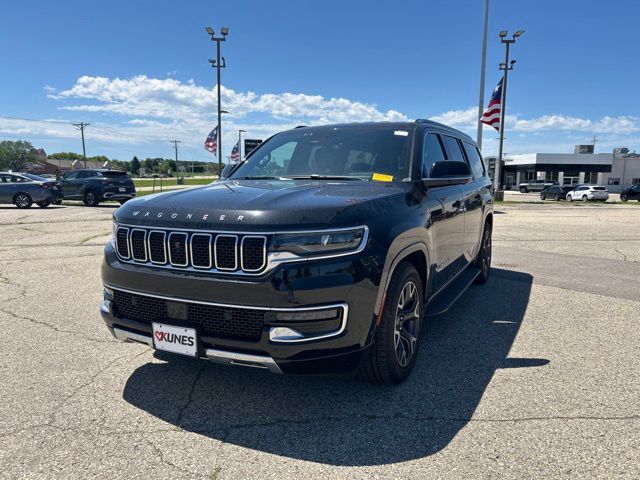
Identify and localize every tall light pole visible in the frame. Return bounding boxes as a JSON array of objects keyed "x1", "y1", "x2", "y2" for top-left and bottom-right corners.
[
  {"x1": 476, "y1": 0, "x2": 490, "y2": 149},
  {"x1": 238, "y1": 129, "x2": 246, "y2": 159},
  {"x1": 206, "y1": 26, "x2": 229, "y2": 178},
  {"x1": 170, "y1": 139, "x2": 181, "y2": 178},
  {"x1": 495, "y1": 29, "x2": 524, "y2": 191},
  {"x1": 73, "y1": 122, "x2": 90, "y2": 168}
]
